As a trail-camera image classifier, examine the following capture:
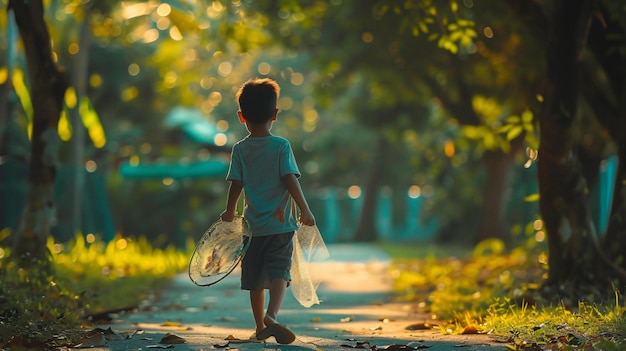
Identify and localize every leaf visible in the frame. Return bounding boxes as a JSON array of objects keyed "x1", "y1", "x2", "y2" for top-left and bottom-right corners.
[
  {"x1": 73, "y1": 333, "x2": 107, "y2": 348},
  {"x1": 524, "y1": 193, "x2": 540, "y2": 202},
  {"x1": 450, "y1": 1, "x2": 458, "y2": 13},
  {"x1": 341, "y1": 340, "x2": 373, "y2": 349},
  {"x1": 461, "y1": 125, "x2": 483, "y2": 139},
  {"x1": 521, "y1": 109, "x2": 534, "y2": 124},
  {"x1": 161, "y1": 321, "x2": 182, "y2": 327},
  {"x1": 497, "y1": 124, "x2": 513, "y2": 133},
  {"x1": 405, "y1": 322, "x2": 436, "y2": 330},
  {"x1": 506, "y1": 126, "x2": 523, "y2": 141},
  {"x1": 462, "y1": 325, "x2": 478, "y2": 334},
  {"x1": 382, "y1": 344, "x2": 421, "y2": 350},
  {"x1": 370, "y1": 324, "x2": 383, "y2": 331},
  {"x1": 159, "y1": 333, "x2": 185, "y2": 344}
]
